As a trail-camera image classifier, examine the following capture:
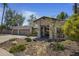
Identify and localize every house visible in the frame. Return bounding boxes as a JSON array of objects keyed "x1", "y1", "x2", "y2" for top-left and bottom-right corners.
[
  {"x1": 33, "y1": 16, "x2": 65, "y2": 39},
  {"x1": 11, "y1": 26, "x2": 31, "y2": 35},
  {"x1": 1, "y1": 16, "x2": 66, "y2": 40}
]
